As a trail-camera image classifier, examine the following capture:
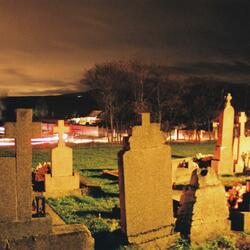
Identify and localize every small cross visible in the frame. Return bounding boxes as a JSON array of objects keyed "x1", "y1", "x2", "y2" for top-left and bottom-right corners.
[
  {"x1": 225, "y1": 93, "x2": 232, "y2": 107},
  {"x1": 53, "y1": 120, "x2": 69, "y2": 146}
]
